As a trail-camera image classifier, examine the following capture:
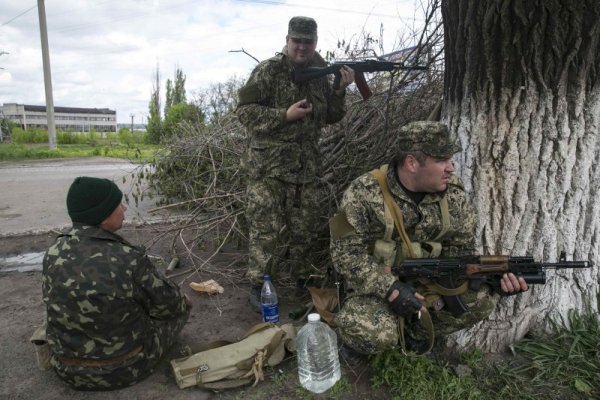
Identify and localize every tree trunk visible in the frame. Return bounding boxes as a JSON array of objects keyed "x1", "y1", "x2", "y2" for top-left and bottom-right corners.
[{"x1": 441, "y1": 0, "x2": 600, "y2": 352}]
